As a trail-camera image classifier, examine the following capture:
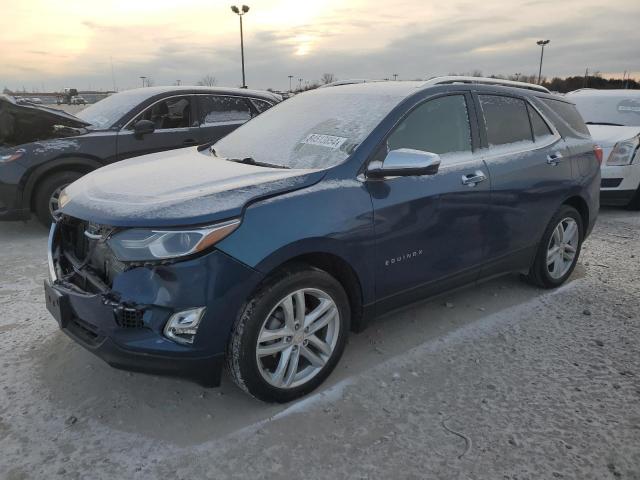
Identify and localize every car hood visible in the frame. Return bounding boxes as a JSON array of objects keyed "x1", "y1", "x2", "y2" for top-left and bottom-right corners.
[
  {"x1": 0, "y1": 94, "x2": 91, "y2": 147},
  {"x1": 586, "y1": 124, "x2": 640, "y2": 147},
  {"x1": 61, "y1": 147, "x2": 326, "y2": 227}
]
